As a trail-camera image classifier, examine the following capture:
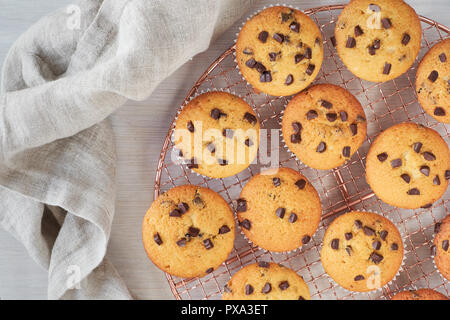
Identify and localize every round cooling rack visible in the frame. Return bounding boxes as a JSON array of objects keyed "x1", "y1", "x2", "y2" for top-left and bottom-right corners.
[{"x1": 153, "y1": 4, "x2": 450, "y2": 300}]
